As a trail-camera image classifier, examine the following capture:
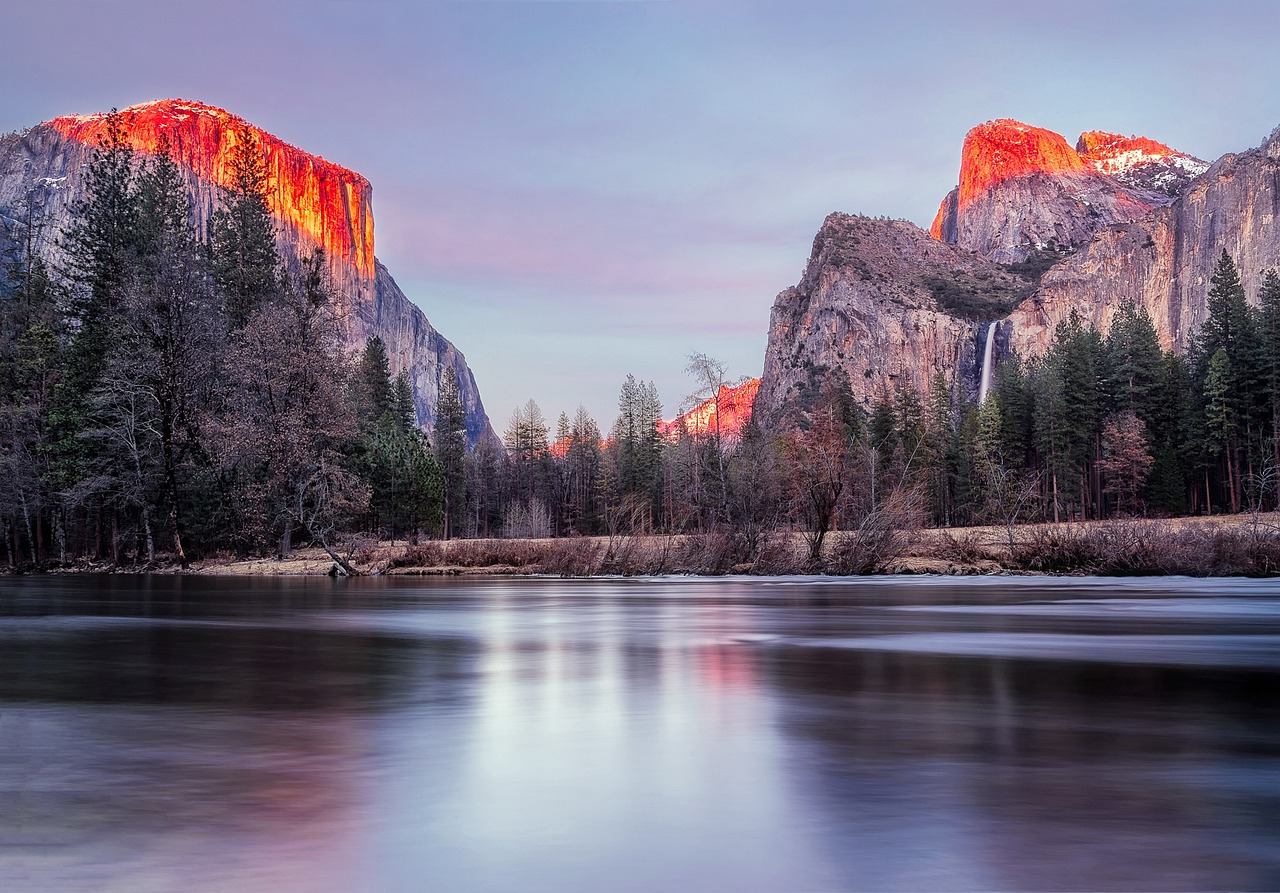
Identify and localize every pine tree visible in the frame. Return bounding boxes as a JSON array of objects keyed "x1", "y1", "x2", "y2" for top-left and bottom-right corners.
[
  {"x1": 1105, "y1": 302, "x2": 1164, "y2": 419},
  {"x1": 1194, "y1": 251, "x2": 1265, "y2": 512},
  {"x1": 392, "y1": 371, "x2": 417, "y2": 433},
  {"x1": 1259, "y1": 270, "x2": 1280, "y2": 505},
  {"x1": 923, "y1": 372, "x2": 956, "y2": 525},
  {"x1": 61, "y1": 112, "x2": 139, "y2": 327},
  {"x1": 119, "y1": 139, "x2": 215, "y2": 565},
  {"x1": 609, "y1": 375, "x2": 663, "y2": 532},
  {"x1": 52, "y1": 113, "x2": 144, "y2": 559},
  {"x1": 0, "y1": 197, "x2": 62, "y2": 565},
  {"x1": 357, "y1": 336, "x2": 394, "y2": 427},
  {"x1": 566, "y1": 405, "x2": 601, "y2": 534},
  {"x1": 210, "y1": 126, "x2": 279, "y2": 328},
  {"x1": 1203, "y1": 347, "x2": 1239, "y2": 512},
  {"x1": 432, "y1": 367, "x2": 468, "y2": 538}
]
